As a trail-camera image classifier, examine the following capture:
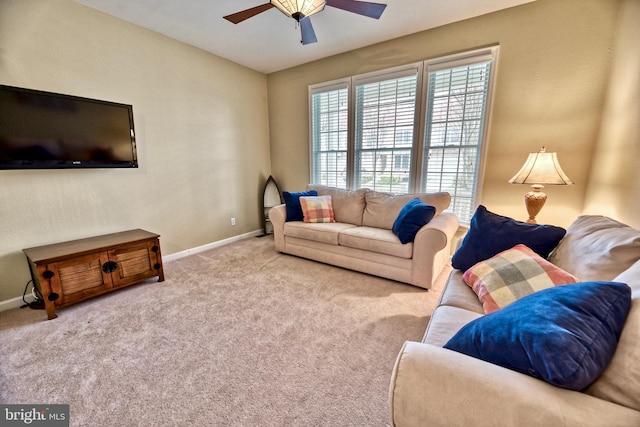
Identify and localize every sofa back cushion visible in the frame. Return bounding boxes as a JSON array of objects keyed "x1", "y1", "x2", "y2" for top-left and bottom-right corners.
[
  {"x1": 362, "y1": 191, "x2": 450, "y2": 230},
  {"x1": 548, "y1": 215, "x2": 640, "y2": 281},
  {"x1": 307, "y1": 185, "x2": 368, "y2": 226},
  {"x1": 585, "y1": 260, "x2": 640, "y2": 411}
]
